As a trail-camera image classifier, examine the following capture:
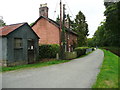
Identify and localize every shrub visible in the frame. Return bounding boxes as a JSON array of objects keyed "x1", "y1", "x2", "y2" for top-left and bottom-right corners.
[
  {"x1": 64, "y1": 52, "x2": 77, "y2": 60},
  {"x1": 39, "y1": 44, "x2": 60, "y2": 59},
  {"x1": 92, "y1": 48, "x2": 95, "y2": 51},
  {"x1": 74, "y1": 47, "x2": 89, "y2": 57},
  {"x1": 102, "y1": 47, "x2": 120, "y2": 56}
]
